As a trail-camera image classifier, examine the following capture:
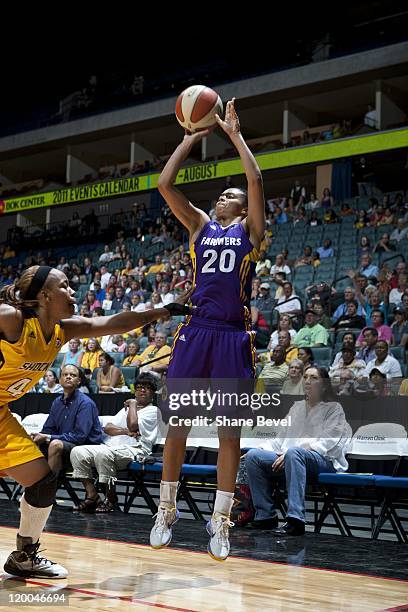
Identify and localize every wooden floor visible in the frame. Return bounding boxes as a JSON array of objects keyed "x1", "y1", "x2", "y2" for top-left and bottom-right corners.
[{"x1": 0, "y1": 526, "x2": 407, "y2": 611}]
